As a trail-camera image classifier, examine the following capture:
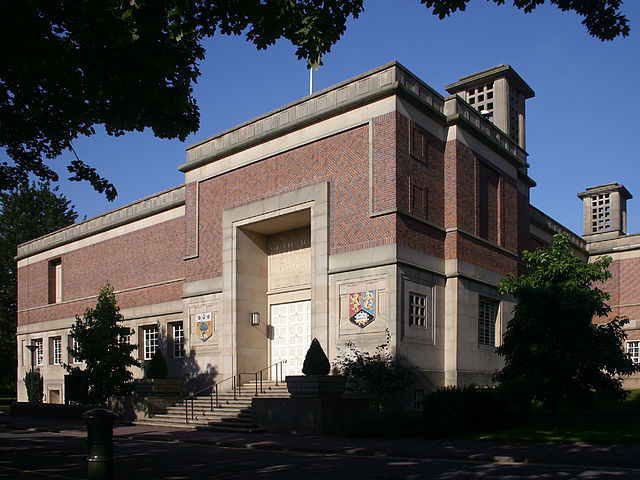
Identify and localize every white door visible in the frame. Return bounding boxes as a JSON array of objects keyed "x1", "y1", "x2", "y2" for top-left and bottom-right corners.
[{"x1": 270, "y1": 300, "x2": 311, "y2": 379}]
